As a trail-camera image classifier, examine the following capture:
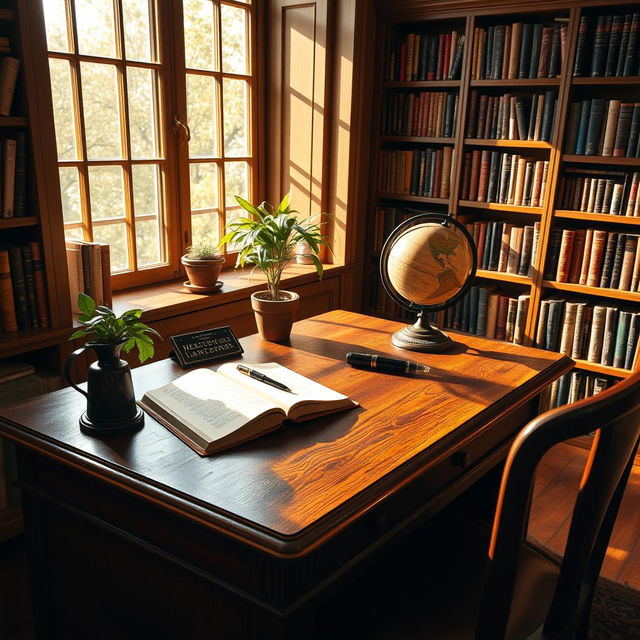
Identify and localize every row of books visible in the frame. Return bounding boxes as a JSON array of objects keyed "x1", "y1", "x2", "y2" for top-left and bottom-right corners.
[
  {"x1": 378, "y1": 148, "x2": 453, "y2": 198},
  {"x1": 443, "y1": 287, "x2": 530, "y2": 345},
  {"x1": 65, "y1": 240, "x2": 112, "y2": 312},
  {"x1": 536, "y1": 299, "x2": 639, "y2": 370},
  {"x1": 470, "y1": 21, "x2": 566, "y2": 81},
  {"x1": 556, "y1": 169, "x2": 639, "y2": 216},
  {"x1": 573, "y1": 13, "x2": 640, "y2": 78},
  {"x1": 0, "y1": 132, "x2": 27, "y2": 218},
  {"x1": 540, "y1": 371, "x2": 614, "y2": 412},
  {"x1": 0, "y1": 243, "x2": 49, "y2": 333},
  {"x1": 460, "y1": 151, "x2": 549, "y2": 207},
  {"x1": 385, "y1": 31, "x2": 465, "y2": 82},
  {"x1": 546, "y1": 227, "x2": 640, "y2": 292},
  {"x1": 381, "y1": 92, "x2": 458, "y2": 138},
  {"x1": 465, "y1": 220, "x2": 539, "y2": 277},
  {"x1": 565, "y1": 100, "x2": 640, "y2": 157},
  {"x1": 372, "y1": 207, "x2": 411, "y2": 254},
  {"x1": 466, "y1": 91, "x2": 556, "y2": 142}
]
